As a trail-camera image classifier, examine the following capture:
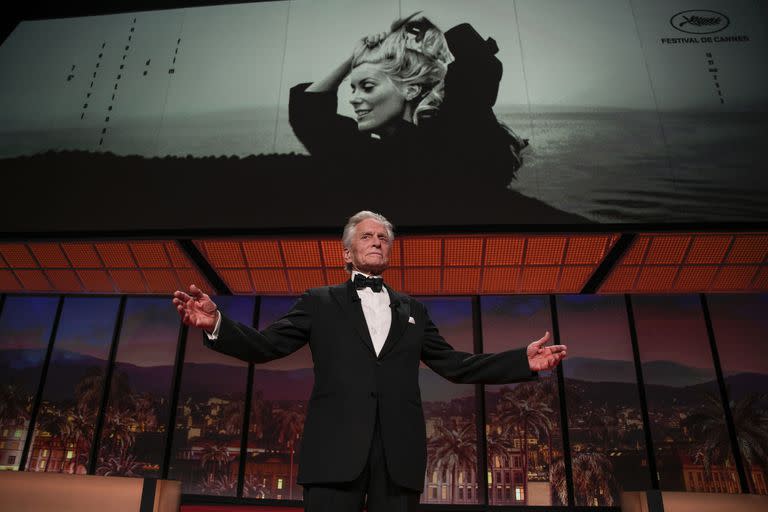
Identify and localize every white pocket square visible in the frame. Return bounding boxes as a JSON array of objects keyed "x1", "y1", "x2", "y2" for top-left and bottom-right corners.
[{"x1": 408, "y1": 316, "x2": 415, "y2": 324}]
